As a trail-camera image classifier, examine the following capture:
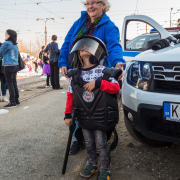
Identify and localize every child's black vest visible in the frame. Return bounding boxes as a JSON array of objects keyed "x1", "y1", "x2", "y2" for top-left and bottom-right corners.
[{"x1": 68, "y1": 67, "x2": 121, "y2": 132}]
